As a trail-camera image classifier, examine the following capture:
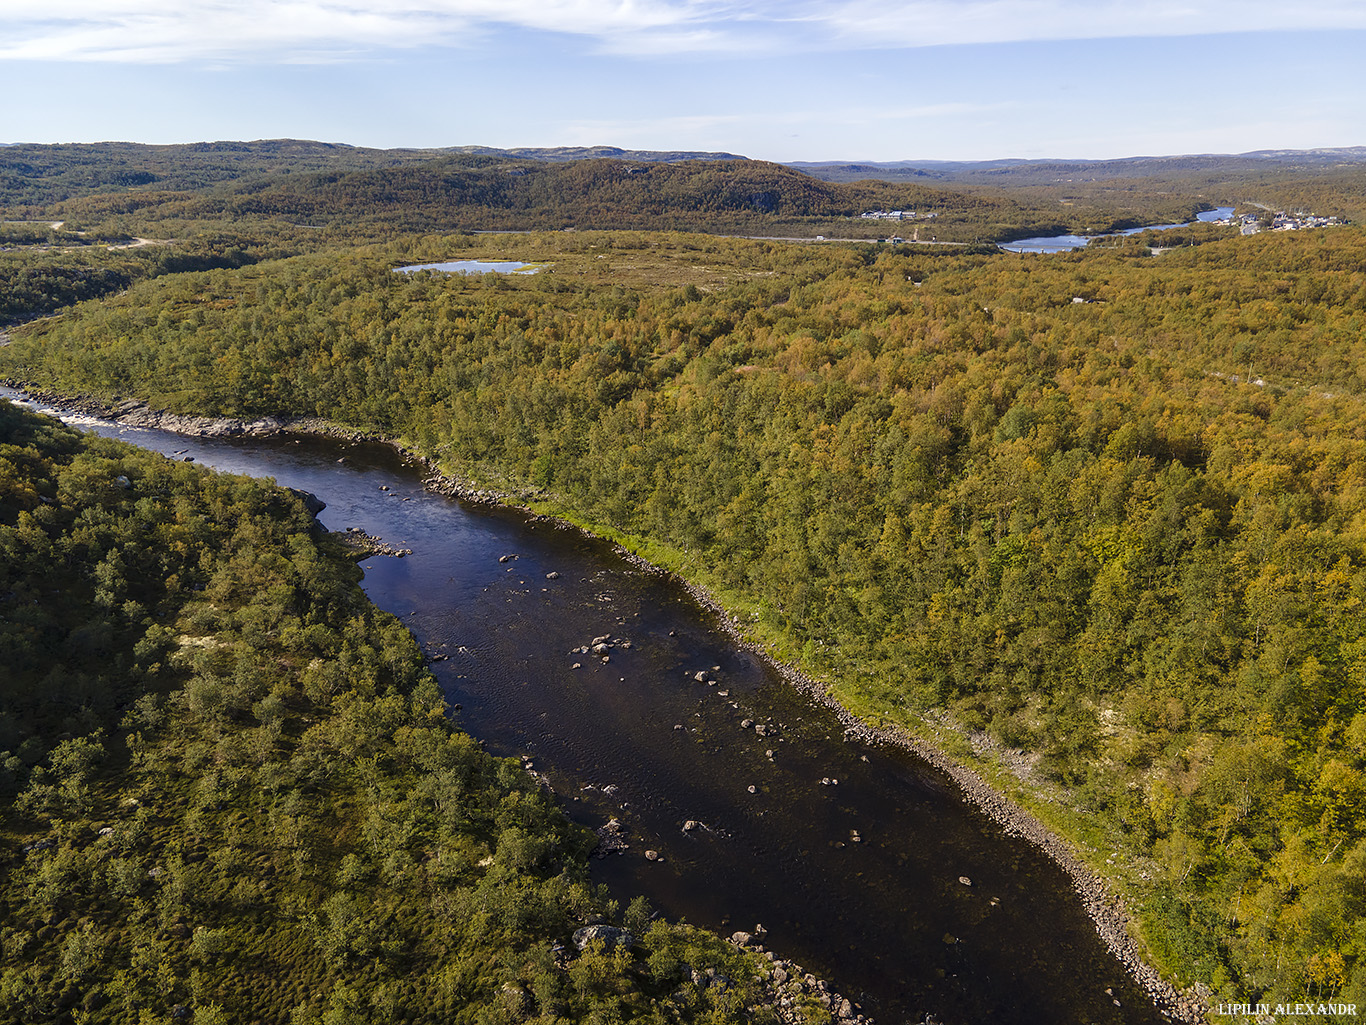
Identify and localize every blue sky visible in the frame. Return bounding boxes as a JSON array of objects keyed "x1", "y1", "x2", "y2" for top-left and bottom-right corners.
[{"x1": 2, "y1": 1, "x2": 1363, "y2": 161}]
